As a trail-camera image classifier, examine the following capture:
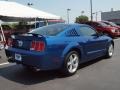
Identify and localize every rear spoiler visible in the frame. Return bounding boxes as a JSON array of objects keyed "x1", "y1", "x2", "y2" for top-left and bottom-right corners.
[
  {"x1": 11, "y1": 32, "x2": 44, "y2": 37},
  {"x1": 26, "y1": 33, "x2": 44, "y2": 37},
  {"x1": 10, "y1": 33, "x2": 46, "y2": 41}
]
